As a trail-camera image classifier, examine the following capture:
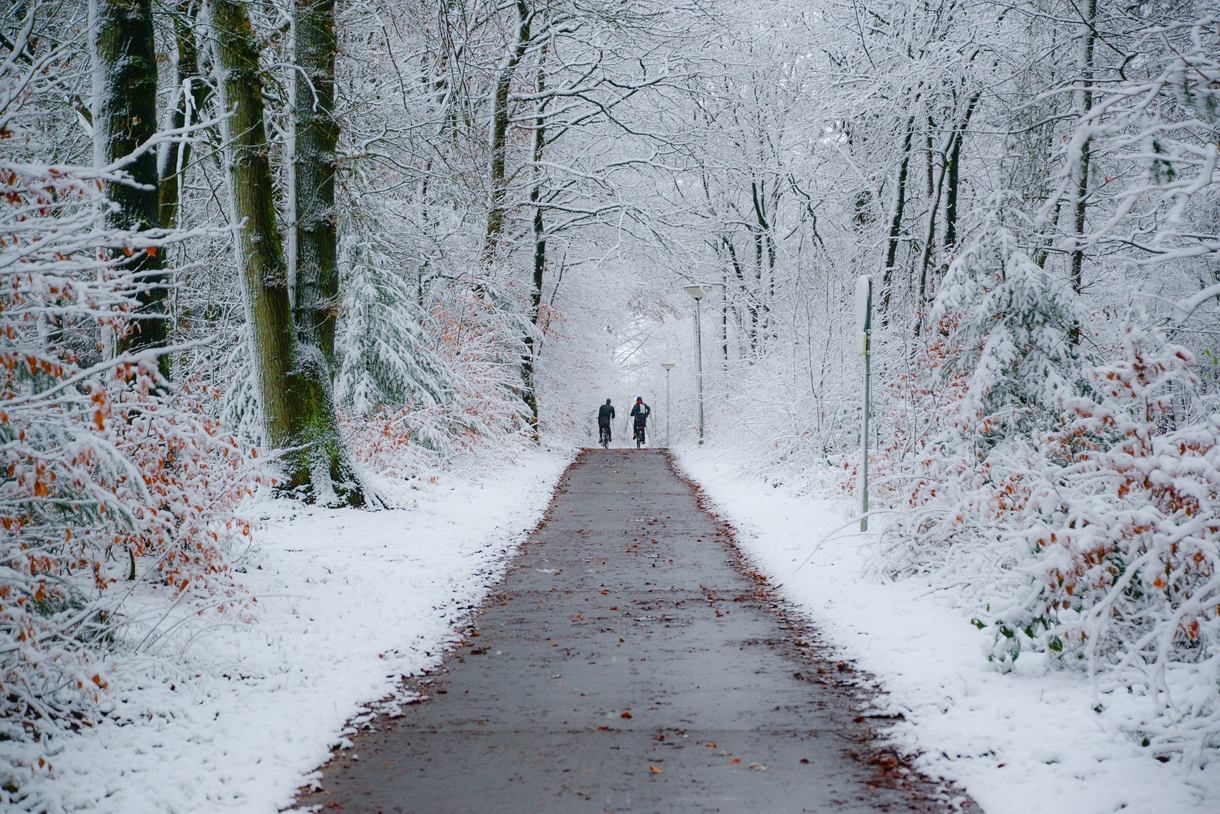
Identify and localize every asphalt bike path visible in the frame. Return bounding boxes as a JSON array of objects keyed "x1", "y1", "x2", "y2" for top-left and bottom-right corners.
[{"x1": 298, "y1": 450, "x2": 960, "y2": 813}]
